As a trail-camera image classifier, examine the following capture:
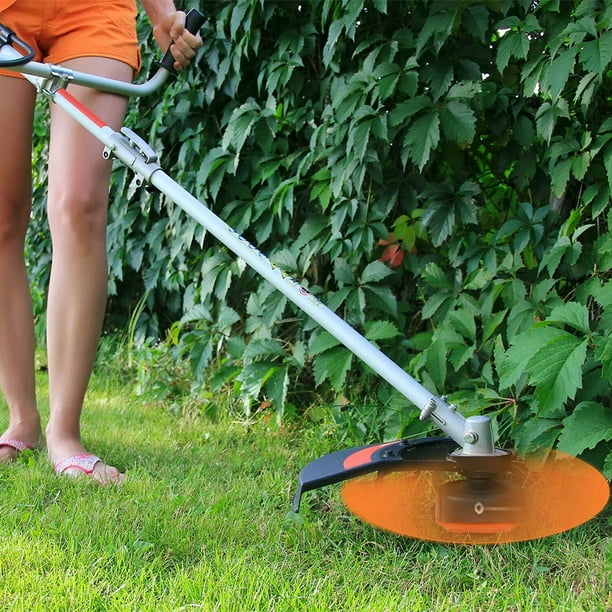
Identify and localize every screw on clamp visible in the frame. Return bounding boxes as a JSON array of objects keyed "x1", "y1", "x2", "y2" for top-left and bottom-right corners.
[{"x1": 419, "y1": 398, "x2": 436, "y2": 421}]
